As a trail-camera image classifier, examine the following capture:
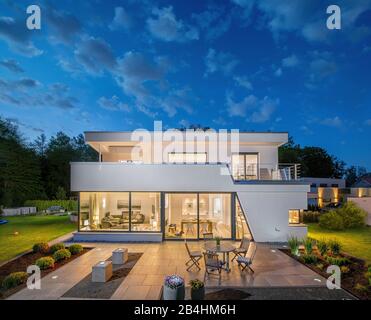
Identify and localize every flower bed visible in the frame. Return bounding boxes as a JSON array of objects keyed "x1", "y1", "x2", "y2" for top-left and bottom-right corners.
[
  {"x1": 0, "y1": 245, "x2": 91, "y2": 299},
  {"x1": 282, "y1": 237, "x2": 370, "y2": 300}
]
